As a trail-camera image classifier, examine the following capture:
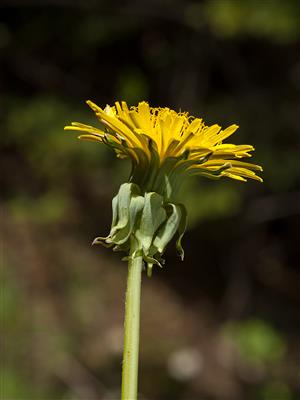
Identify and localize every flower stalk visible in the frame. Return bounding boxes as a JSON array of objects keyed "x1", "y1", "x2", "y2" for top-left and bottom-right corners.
[{"x1": 121, "y1": 237, "x2": 143, "y2": 400}]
